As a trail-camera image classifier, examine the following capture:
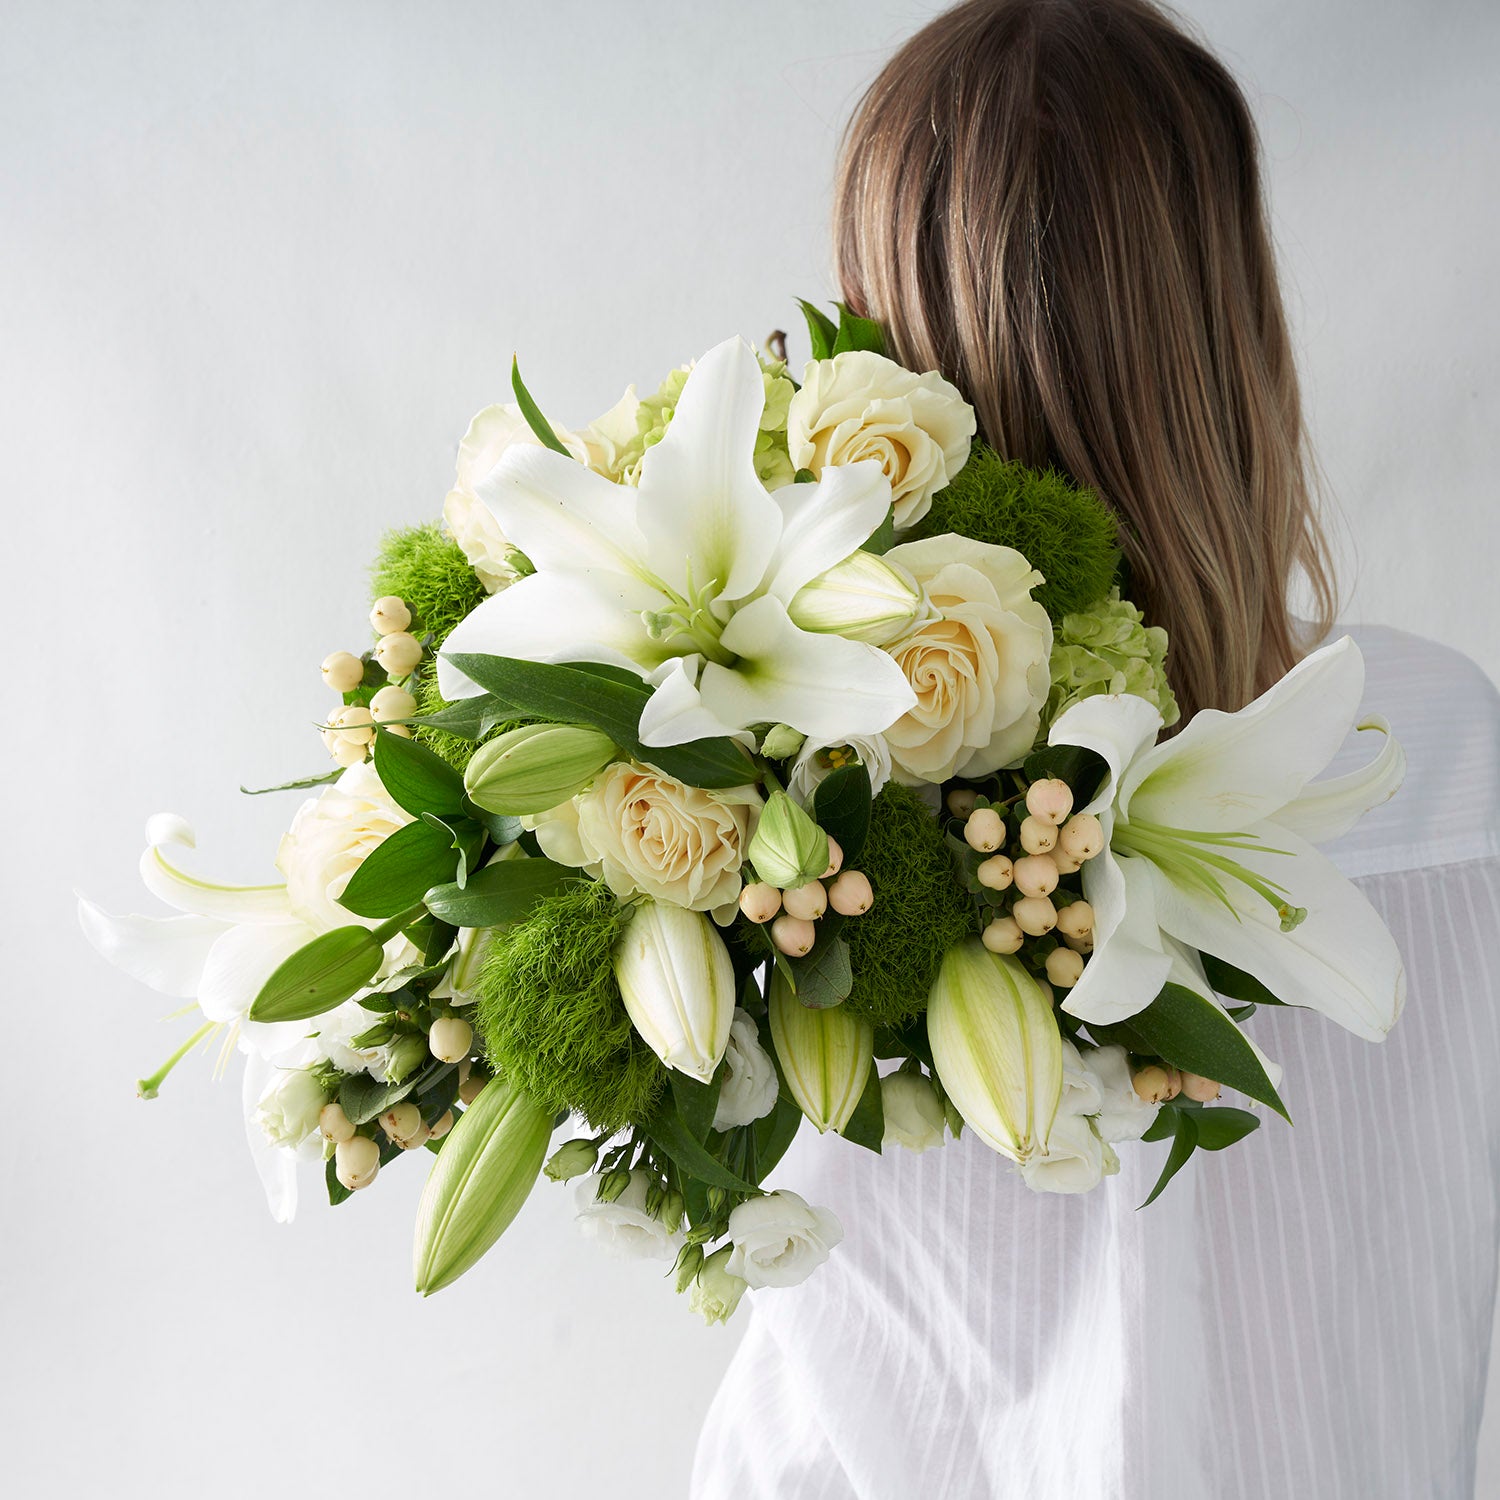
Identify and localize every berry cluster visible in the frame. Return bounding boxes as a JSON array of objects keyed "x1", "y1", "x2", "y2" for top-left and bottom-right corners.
[
  {"x1": 318, "y1": 594, "x2": 424, "y2": 766},
  {"x1": 736, "y1": 836, "x2": 875, "y2": 957}
]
